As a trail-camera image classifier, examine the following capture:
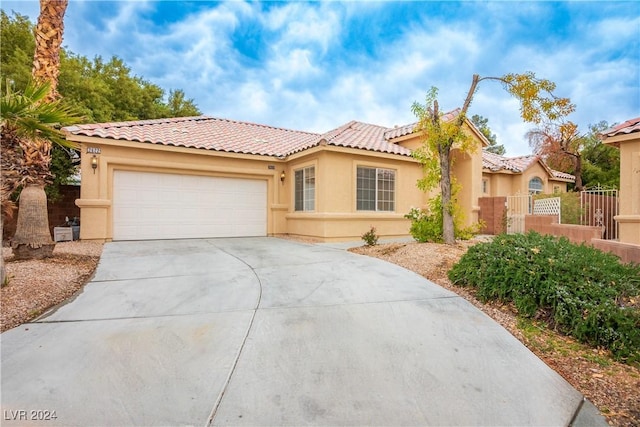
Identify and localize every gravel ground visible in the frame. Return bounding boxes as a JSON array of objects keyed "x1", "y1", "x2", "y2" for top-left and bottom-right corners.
[{"x1": 1, "y1": 241, "x2": 103, "y2": 332}]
